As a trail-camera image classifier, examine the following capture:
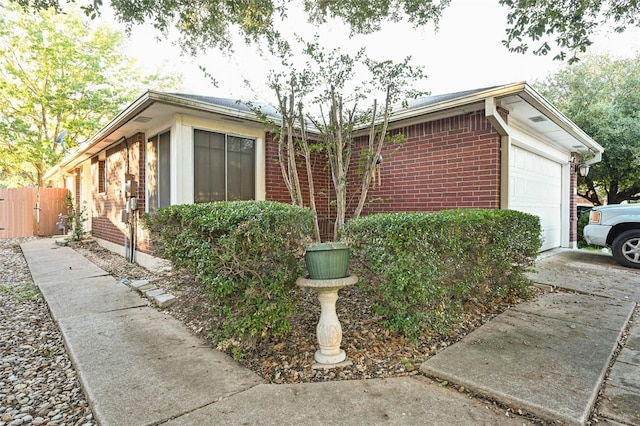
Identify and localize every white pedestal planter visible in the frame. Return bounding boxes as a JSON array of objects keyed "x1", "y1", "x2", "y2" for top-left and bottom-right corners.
[{"x1": 296, "y1": 275, "x2": 358, "y2": 368}]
